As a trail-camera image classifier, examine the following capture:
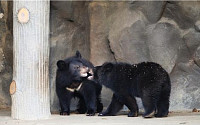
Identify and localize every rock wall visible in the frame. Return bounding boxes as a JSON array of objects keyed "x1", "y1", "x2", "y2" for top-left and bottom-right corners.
[
  {"x1": 1, "y1": 1, "x2": 200, "y2": 112},
  {"x1": 0, "y1": 1, "x2": 13, "y2": 110},
  {"x1": 50, "y1": 1, "x2": 200, "y2": 111}
]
